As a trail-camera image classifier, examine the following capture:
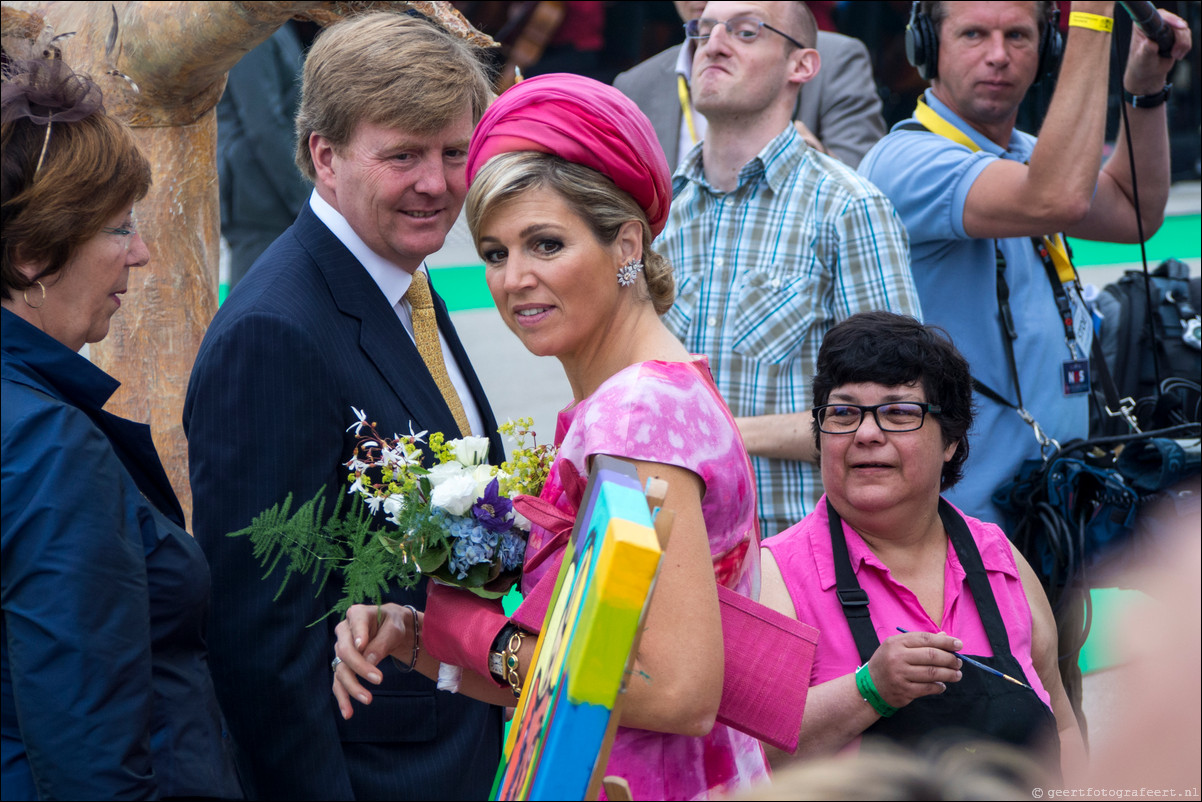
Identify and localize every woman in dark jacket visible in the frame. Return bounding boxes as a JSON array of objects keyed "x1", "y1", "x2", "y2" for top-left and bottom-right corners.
[{"x1": 1, "y1": 53, "x2": 241, "y2": 799}]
